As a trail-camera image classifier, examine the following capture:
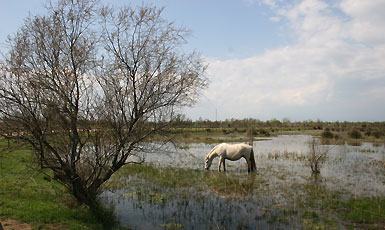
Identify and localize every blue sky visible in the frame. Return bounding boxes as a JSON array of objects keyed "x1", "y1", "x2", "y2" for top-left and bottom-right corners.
[{"x1": 1, "y1": 0, "x2": 385, "y2": 122}]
